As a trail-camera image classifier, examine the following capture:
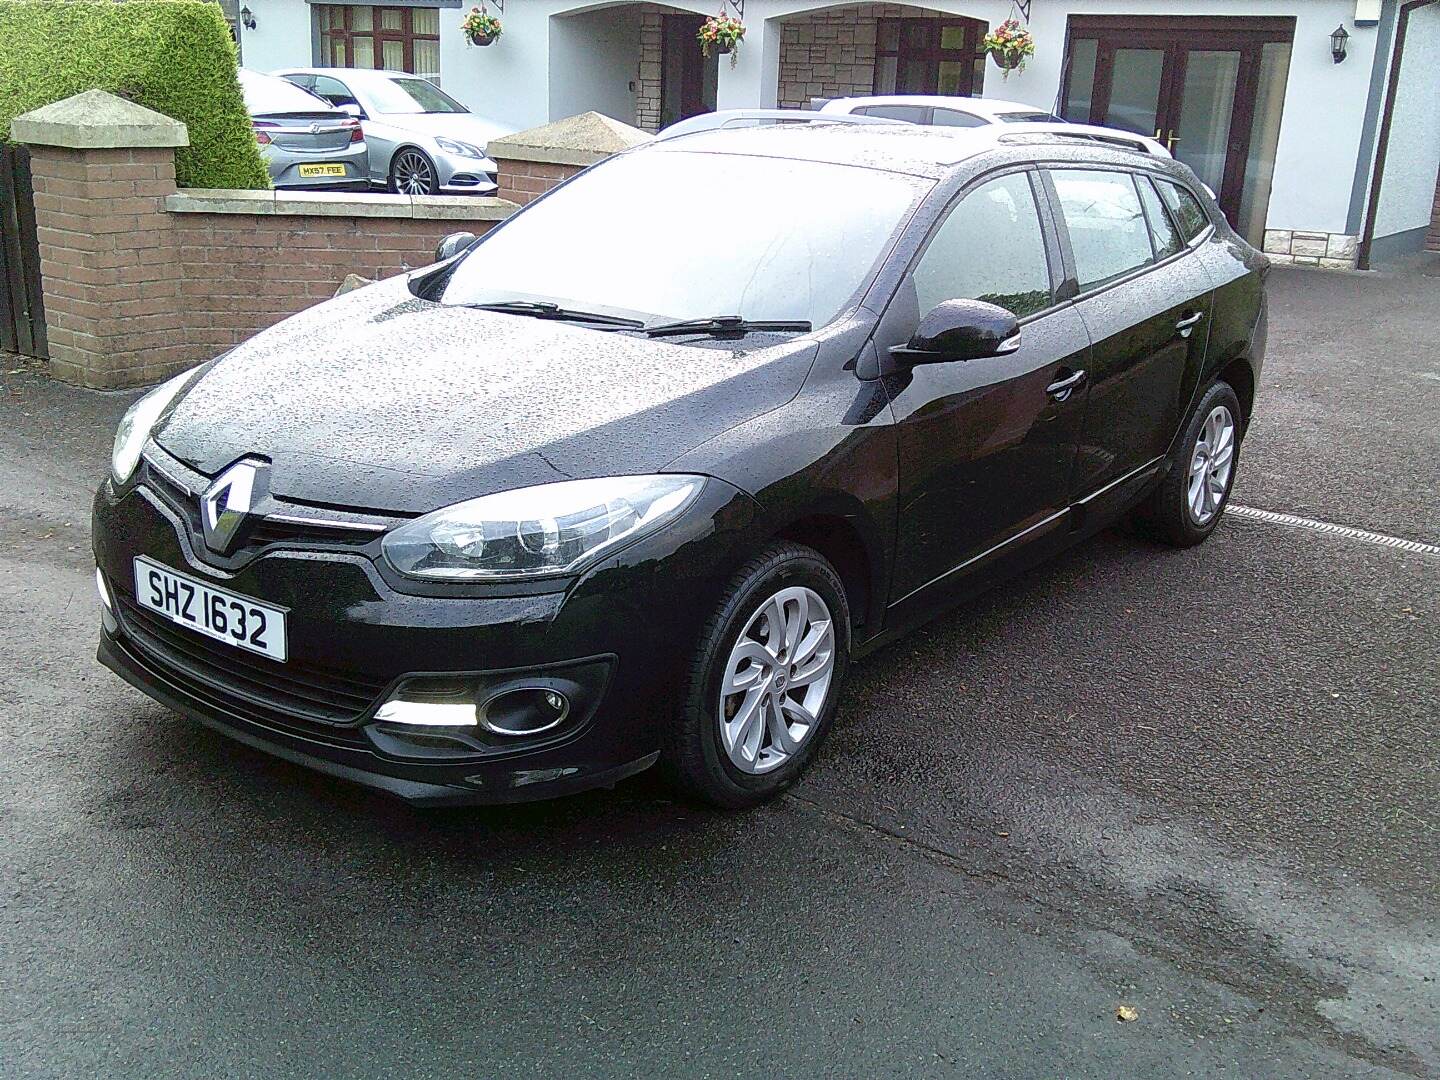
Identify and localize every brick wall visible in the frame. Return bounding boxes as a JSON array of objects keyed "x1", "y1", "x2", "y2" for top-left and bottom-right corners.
[
  {"x1": 29, "y1": 146, "x2": 189, "y2": 387},
  {"x1": 1427, "y1": 170, "x2": 1440, "y2": 253},
  {"x1": 167, "y1": 209, "x2": 500, "y2": 356},
  {"x1": 777, "y1": 4, "x2": 959, "y2": 110},
  {"x1": 25, "y1": 141, "x2": 513, "y2": 388},
  {"x1": 494, "y1": 158, "x2": 584, "y2": 206},
  {"x1": 637, "y1": 11, "x2": 664, "y2": 132}
]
